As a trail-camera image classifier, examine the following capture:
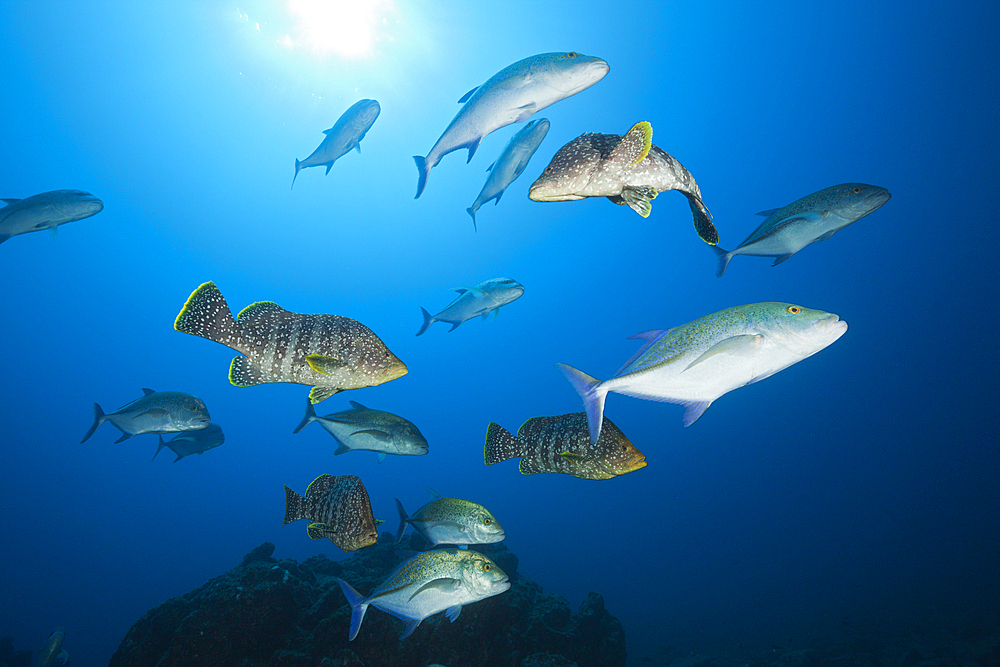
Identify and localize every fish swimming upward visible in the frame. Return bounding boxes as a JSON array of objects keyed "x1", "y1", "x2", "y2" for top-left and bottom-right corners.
[
  {"x1": 174, "y1": 282, "x2": 407, "y2": 404},
  {"x1": 395, "y1": 490, "x2": 504, "y2": 546},
  {"x1": 467, "y1": 118, "x2": 550, "y2": 230},
  {"x1": 417, "y1": 277, "x2": 524, "y2": 336},
  {"x1": 33, "y1": 627, "x2": 68, "y2": 667},
  {"x1": 153, "y1": 423, "x2": 225, "y2": 462},
  {"x1": 292, "y1": 99, "x2": 381, "y2": 188},
  {"x1": 710, "y1": 183, "x2": 892, "y2": 276},
  {"x1": 529, "y1": 121, "x2": 719, "y2": 244},
  {"x1": 80, "y1": 388, "x2": 211, "y2": 444},
  {"x1": 336, "y1": 548, "x2": 510, "y2": 640},
  {"x1": 557, "y1": 302, "x2": 848, "y2": 443},
  {"x1": 0, "y1": 189, "x2": 103, "y2": 244},
  {"x1": 293, "y1": 399, "x2": 429, "y2": 462},
  {"x1": 484, "y1": 413, "x2": 646, "y2": 480},
  {"x1": 283, "y1": 474, "x2": 381, "y2": 553},
  {"x1": 414, "y1": 51, "x2": 609, "y2": 198}
]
